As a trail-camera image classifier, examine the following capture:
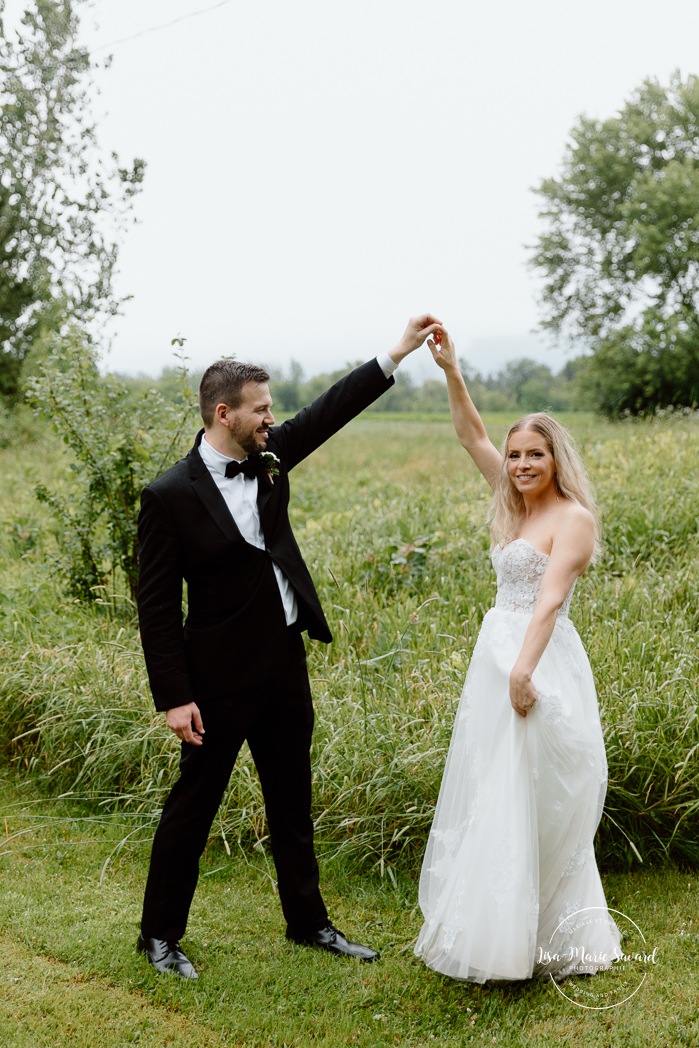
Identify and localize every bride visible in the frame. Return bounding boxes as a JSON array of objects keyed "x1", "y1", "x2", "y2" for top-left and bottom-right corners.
[{"x1": 414, "y1": 329, "x2": 620, "y2": 982}]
